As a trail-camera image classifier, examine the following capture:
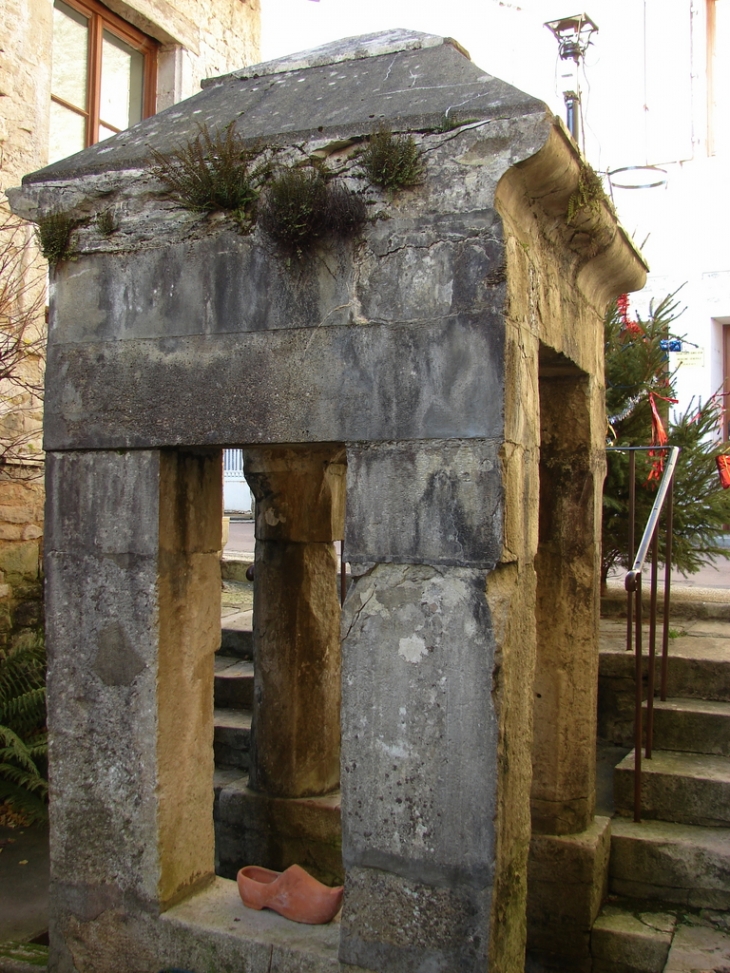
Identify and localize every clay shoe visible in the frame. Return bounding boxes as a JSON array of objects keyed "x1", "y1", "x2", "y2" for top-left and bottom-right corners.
[{"x1": 237, "y1": 864, "x2": 343, "y2": 924}]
